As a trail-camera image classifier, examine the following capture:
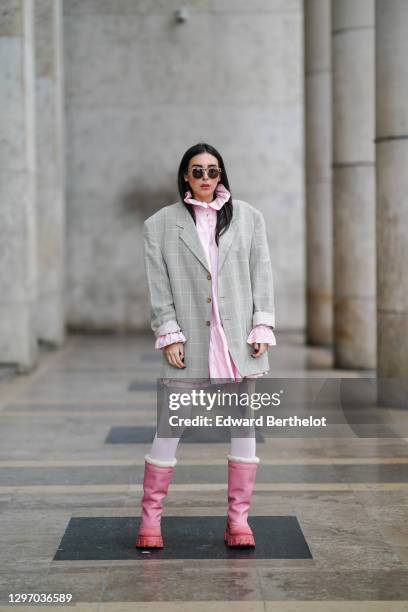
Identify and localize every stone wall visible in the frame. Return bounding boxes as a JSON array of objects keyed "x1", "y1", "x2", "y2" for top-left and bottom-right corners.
[{"x1": 63, "y1": 0, "x2": 305, "y2": 331}]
